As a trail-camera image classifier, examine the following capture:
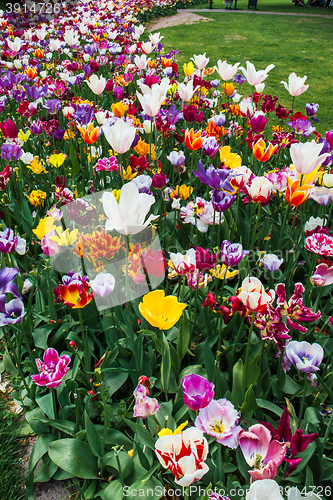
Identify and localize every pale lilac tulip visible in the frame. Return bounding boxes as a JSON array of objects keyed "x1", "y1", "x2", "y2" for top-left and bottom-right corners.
[
  {"x1": 286, "y1": 341, "x2": 324, "y2": 373},
  {"x1": 281, "y1": 72, "x2": 309, "y2": 97},
  {"x1": 195, "y1": 399, "x2": 241, "y2": 448},
  {"x1": 102, "y1": 119, "x2": 136, "y2": 154},
  {"x1": 90, "y1": 273, "x2": 115, "y2": 297},
  {"x1": 262, "y1": 254, "x2": 283, "y2": 271},
  {"x1": 214, "y1": 60, "x2": 240, "y2": 81},
  {"x1": 239, "y1": 61, "x2": 275, "y2": 86},
  {"x1": 309, "y1": 186, "x2": 333, "y2": 206},
  {"x1": 290, "y1": 140, "x2": 331, "y2": 175},
  {"x1": 182, "y1": 374, "x2": 214, "y2": 410},
  {"x1": 31, "y1": 348, "x2": 71, "y2": 388}
]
